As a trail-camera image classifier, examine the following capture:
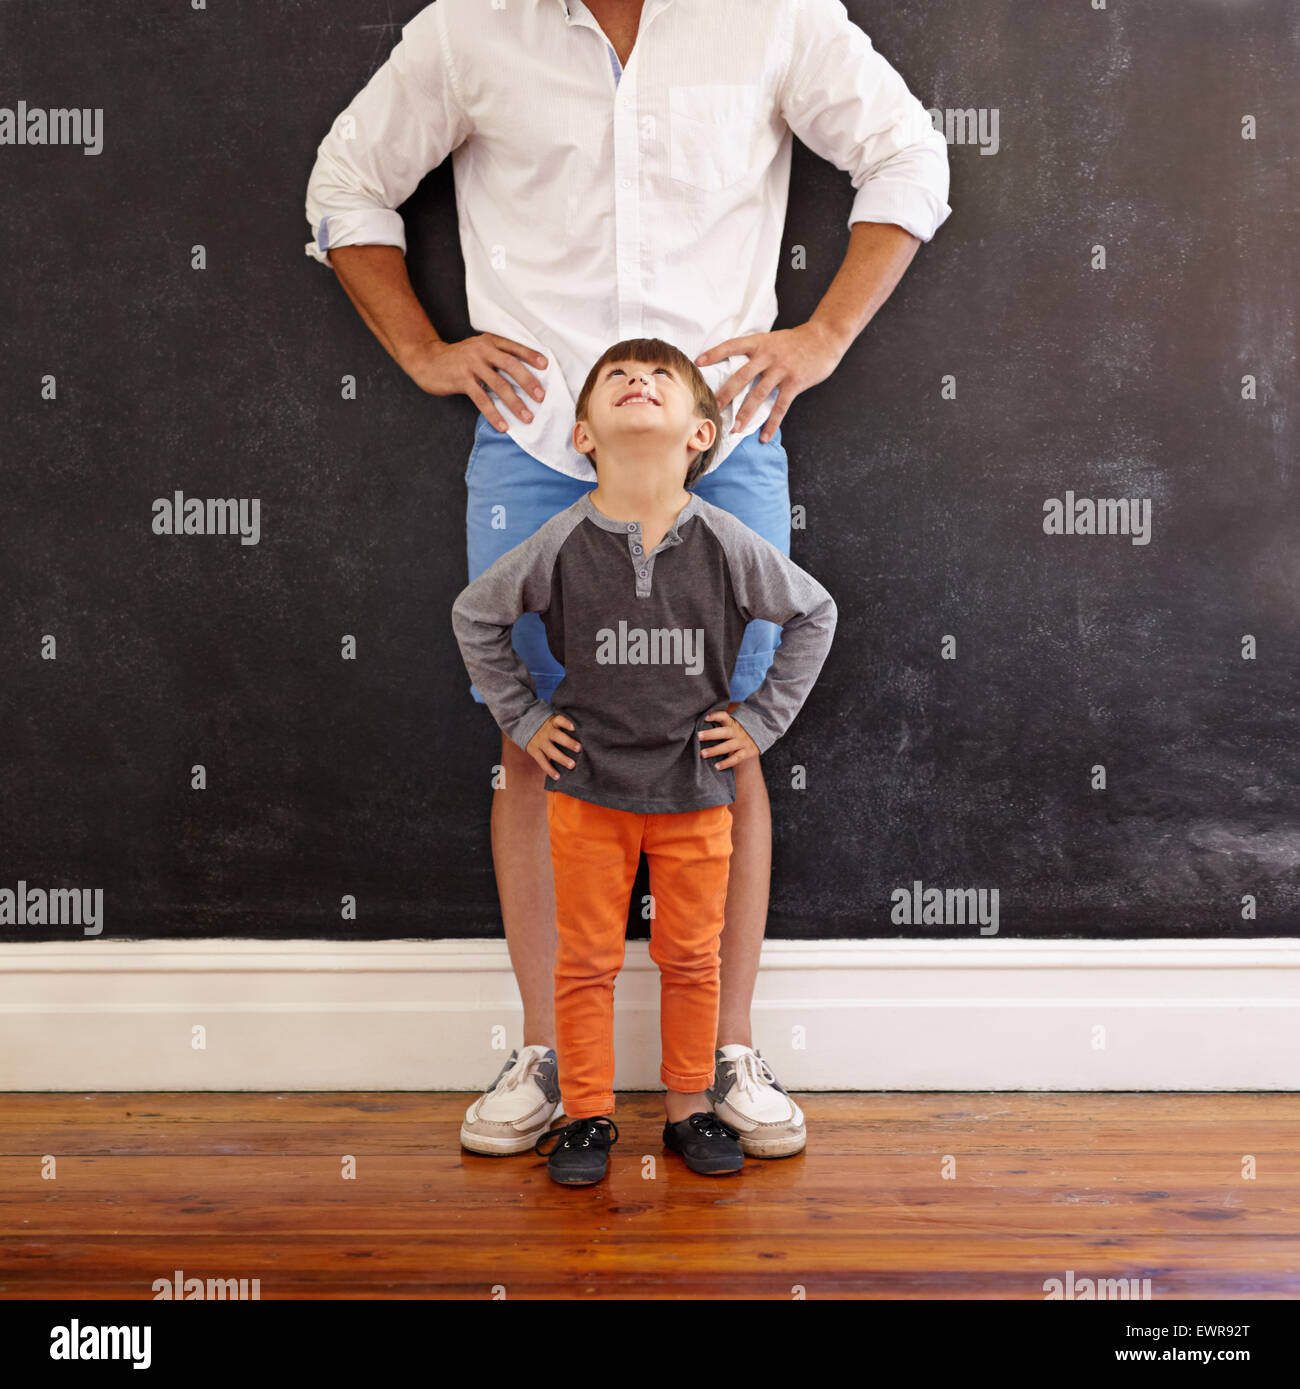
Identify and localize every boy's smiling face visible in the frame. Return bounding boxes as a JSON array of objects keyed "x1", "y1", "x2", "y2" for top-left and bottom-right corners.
[{"x1": 573, "y1": 357, "x2": 716, "y2": 476}]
